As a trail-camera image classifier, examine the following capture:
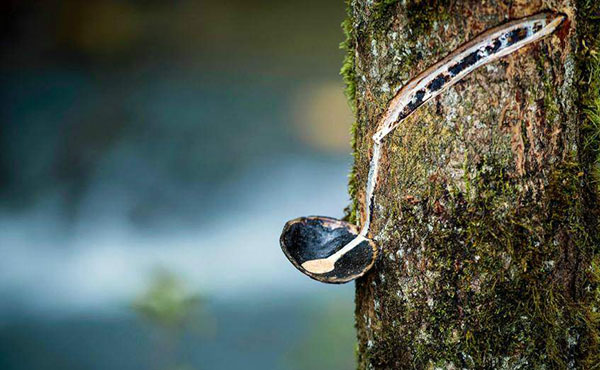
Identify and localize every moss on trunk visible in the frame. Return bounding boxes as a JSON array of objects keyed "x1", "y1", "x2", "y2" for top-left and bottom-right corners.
[{"x1": 345, "y1": 0, "x2": 600, "y2": 368}]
